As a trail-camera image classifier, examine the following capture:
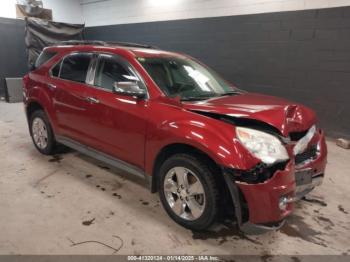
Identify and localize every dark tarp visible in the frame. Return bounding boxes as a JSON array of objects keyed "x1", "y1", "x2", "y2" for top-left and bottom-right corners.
[{"x1": 25, "y1": 17, "x2": 84, "y2": 68}]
